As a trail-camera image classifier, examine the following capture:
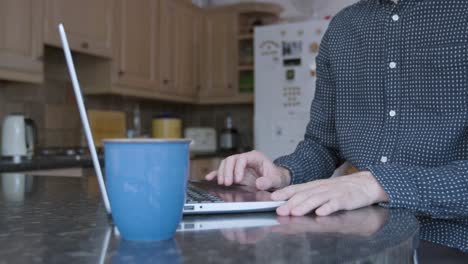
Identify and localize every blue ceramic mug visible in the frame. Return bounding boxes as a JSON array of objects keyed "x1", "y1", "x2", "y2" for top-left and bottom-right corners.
[{"x1": 104, "y1": 139, "x2": 191, "y2": 241}]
